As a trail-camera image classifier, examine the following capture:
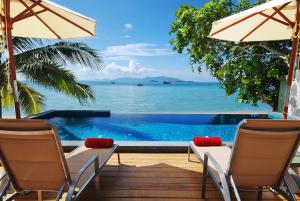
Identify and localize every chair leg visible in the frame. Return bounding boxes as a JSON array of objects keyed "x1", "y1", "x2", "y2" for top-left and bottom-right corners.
[
  {"x1": 117, "y1": 147, "x2": 121, "y2": 164},
  {"x1": 188, "y1": 146, "x2": 191, "y2": 162},
  {"x1": 257, "y1": 186, "x2": 263, "y2": 200},
  {"x1": 95, "y1": 175, "x2": 101, "y2": 200},
  {"x1": 4, "y1": 191, "x2": 17, "y2": 201},
  {"x1": 284, "y1": 175, "x2": 297, "y2": 201},
  {"x1": 201, "y1": 154, "x2": 208, "y2": 199},
  {"x1": 289, "y1": 168, "x2": 300, "y2": 193},
  {"x1": 37, "y1": 191, "x2": 42, "y2": 201},
  {"x1": 55, "y1": 181, "x2": 67, "y2": 201},
  {"x1": 229, "y1": 176, "x2": 241, "y2": 201}
]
